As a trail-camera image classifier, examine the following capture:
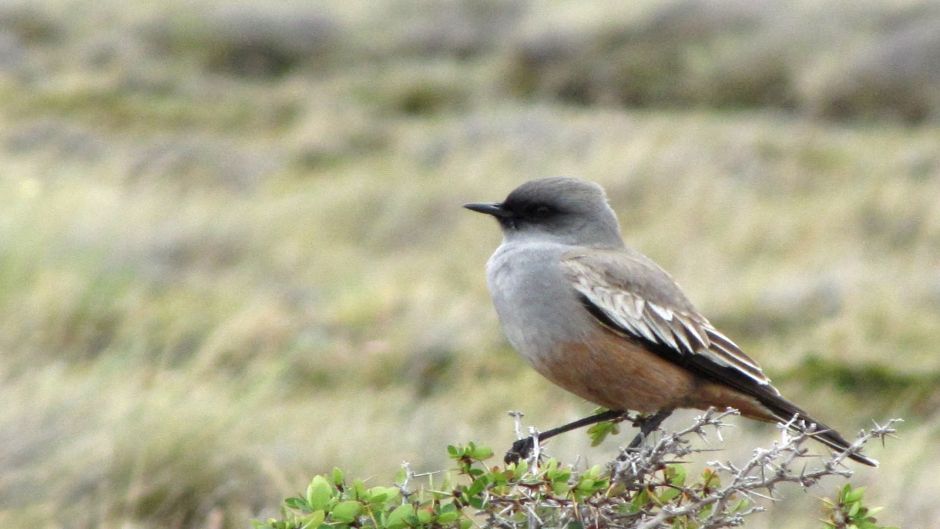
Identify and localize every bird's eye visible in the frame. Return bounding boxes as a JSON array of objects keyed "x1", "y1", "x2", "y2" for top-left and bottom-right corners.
[{"x1": 530, "y1": 205, "x2": 554, "y2": 217}]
